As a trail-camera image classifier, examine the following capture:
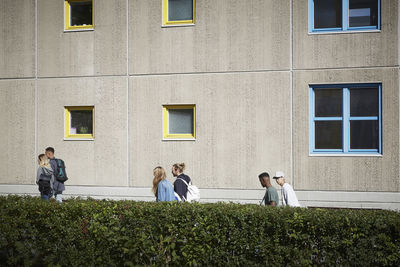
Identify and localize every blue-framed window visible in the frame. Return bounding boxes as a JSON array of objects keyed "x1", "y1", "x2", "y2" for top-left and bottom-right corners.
[
  {"x1": 309, "y1": 84, "x2": 382, "y2": 155},
  {"x1": 309, "y1": 0, "x2": 381, "y2": 33}
]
